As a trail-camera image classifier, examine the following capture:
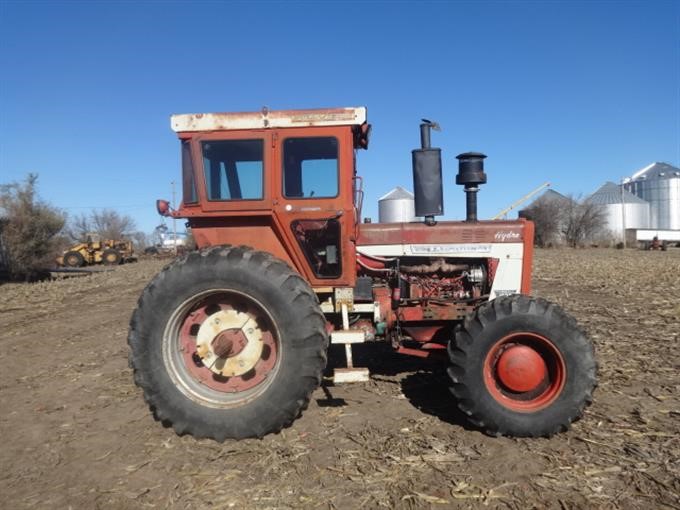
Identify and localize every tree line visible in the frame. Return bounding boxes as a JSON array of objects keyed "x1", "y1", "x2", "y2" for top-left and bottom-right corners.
[
  {"x1": 0, "y1": 174, "x2": 148, "y2": 280},
  {"x1": 1, "y1": 174, "x2": 613, "y2": 280},
  {"x1": 520, "y1": 193, "x2": 608, "y2": 248}
]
